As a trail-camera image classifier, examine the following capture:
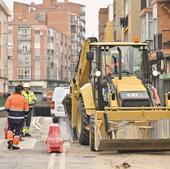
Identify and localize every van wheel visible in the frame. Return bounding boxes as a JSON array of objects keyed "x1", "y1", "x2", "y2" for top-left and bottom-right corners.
[
  {"x1": 90, "y1": 114, "x2": 95, "y2": 151},
  {"x1": 76, "y1": 97, "x2": 89, "y2": 145}
]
